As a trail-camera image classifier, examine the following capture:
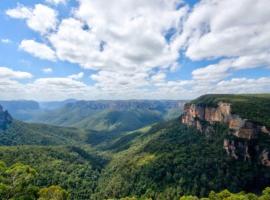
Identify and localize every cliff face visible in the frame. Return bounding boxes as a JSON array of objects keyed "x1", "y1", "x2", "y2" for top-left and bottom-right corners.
[
  {"x1": 0, "y1": 105, "x2": 12, "y2": 130},
  {"x1": 181, "y1": 102, "x2": 270, "y2": 166},
  {"x1": 182, "y1": 102, "x2": 269, "y2": 138}
]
